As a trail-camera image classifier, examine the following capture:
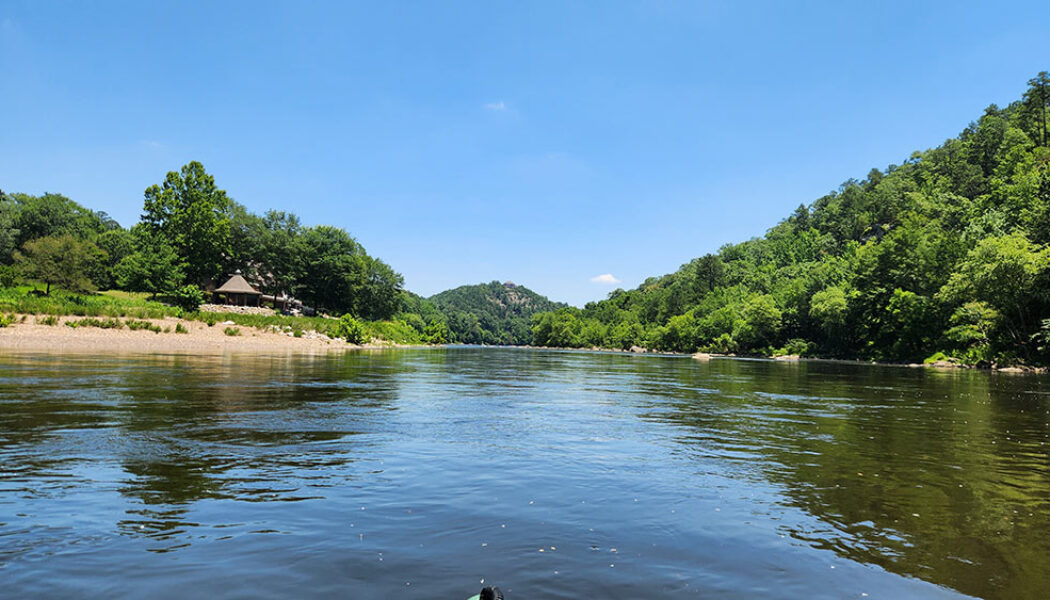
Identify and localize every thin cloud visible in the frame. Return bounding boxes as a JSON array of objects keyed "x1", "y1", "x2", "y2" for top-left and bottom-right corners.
[
  {"x1": 484, "y1": 100, "x2": 506, "y2": 111},
  {"x1": 590, "y1": 274, "x2": 621, "y2": 285}
]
